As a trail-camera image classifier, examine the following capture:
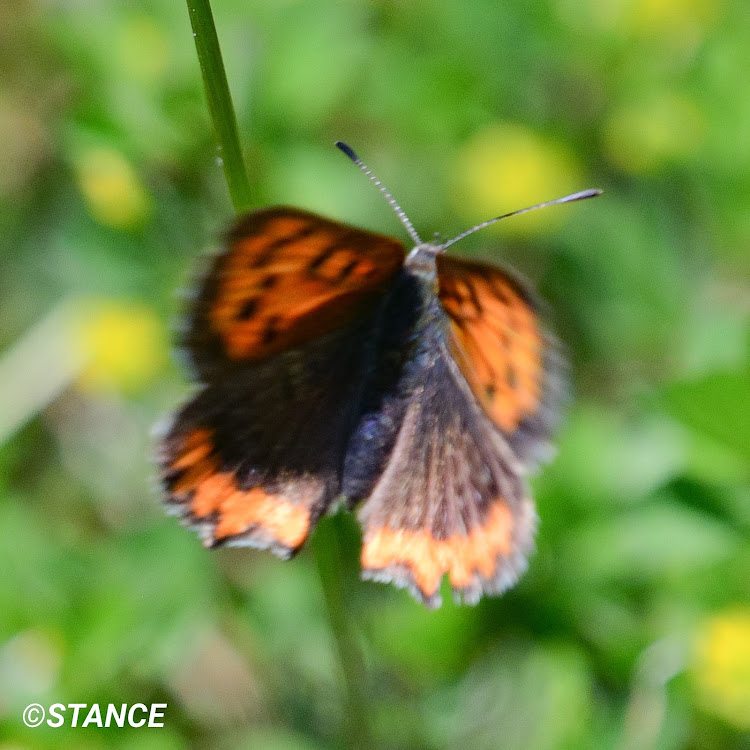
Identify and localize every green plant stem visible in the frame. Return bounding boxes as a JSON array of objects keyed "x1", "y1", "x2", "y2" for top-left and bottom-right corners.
[
  {"x1": 186, "y1": 0, "x2": 252, "y2": 213},
  {"x1": 313, "y1": 518, "x2": 375, "y2": 750},
  {"x1": 185, "y1": 5, "x2": 371, "y2": 745}
]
